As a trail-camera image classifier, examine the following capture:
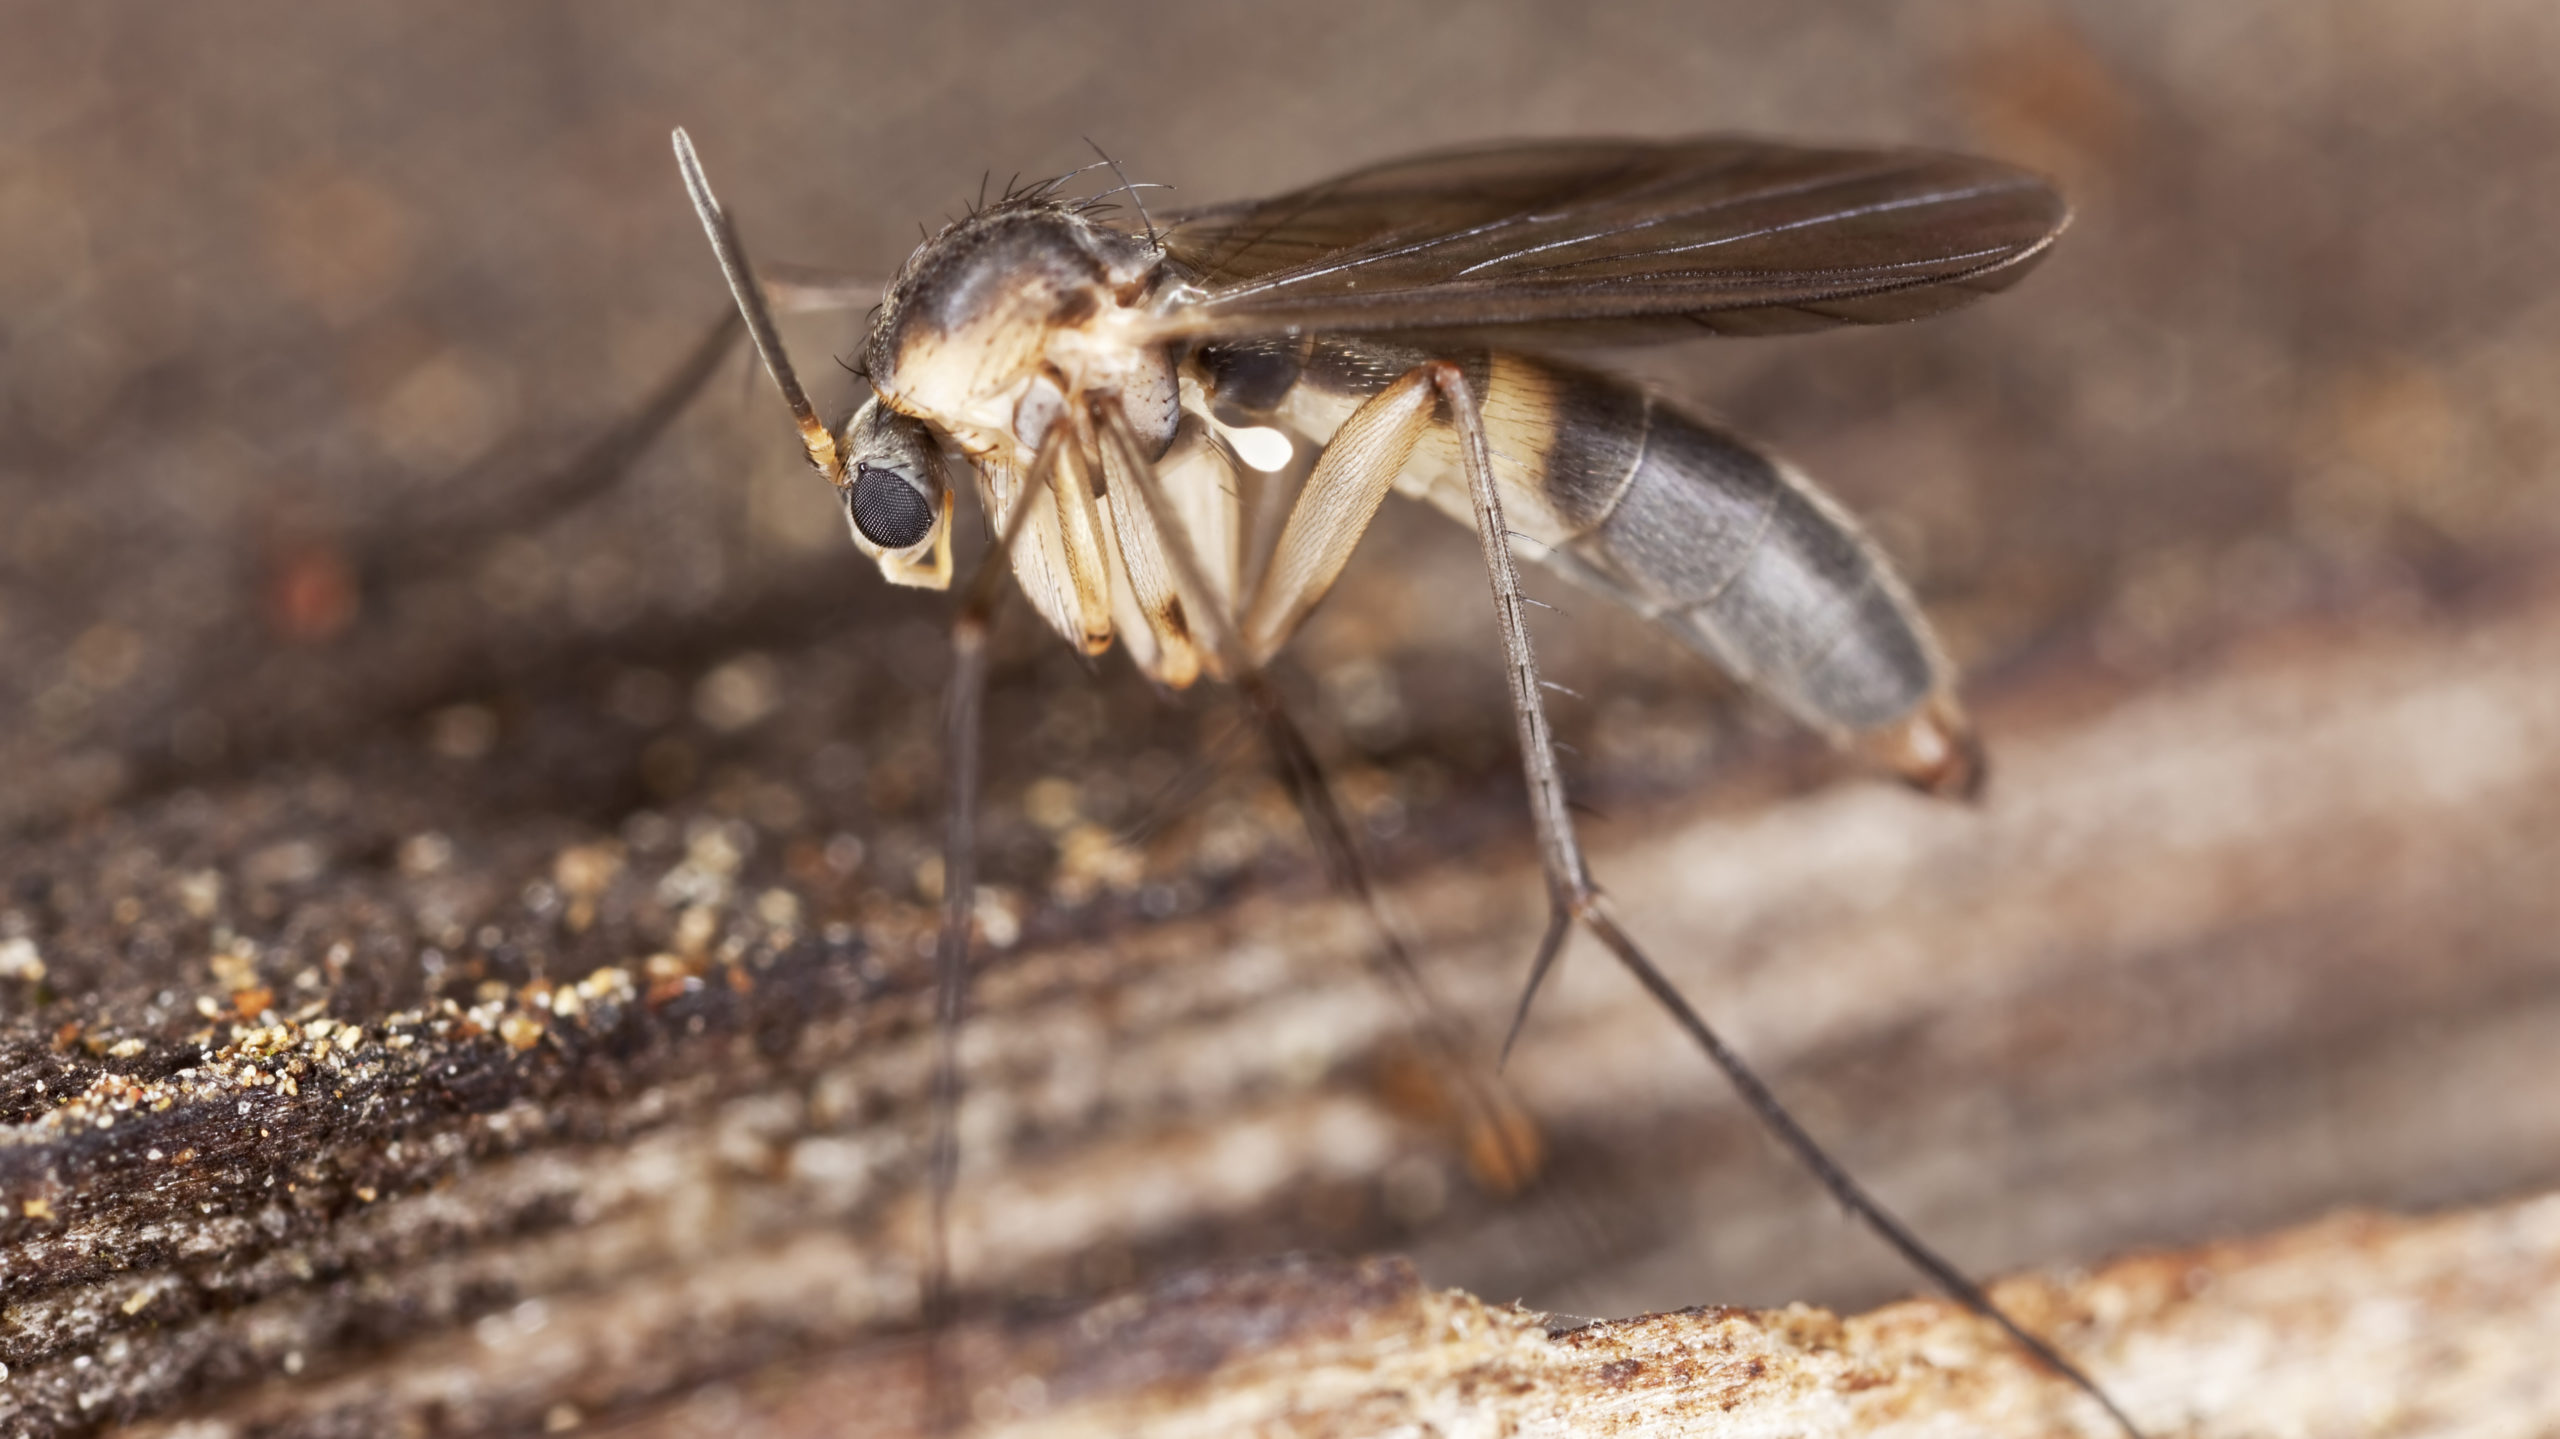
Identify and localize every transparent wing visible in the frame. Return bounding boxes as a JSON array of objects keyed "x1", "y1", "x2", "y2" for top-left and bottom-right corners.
[{"x1": 1145, "y1": 137, "x2": 2068, "y2": 345}]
